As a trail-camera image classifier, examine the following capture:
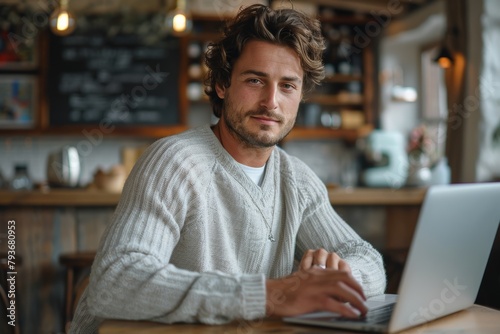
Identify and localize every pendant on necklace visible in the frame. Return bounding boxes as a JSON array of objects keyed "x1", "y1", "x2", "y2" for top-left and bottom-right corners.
[{"x1": 268, "y1": 234, "x2": 276, "y2": 242}]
